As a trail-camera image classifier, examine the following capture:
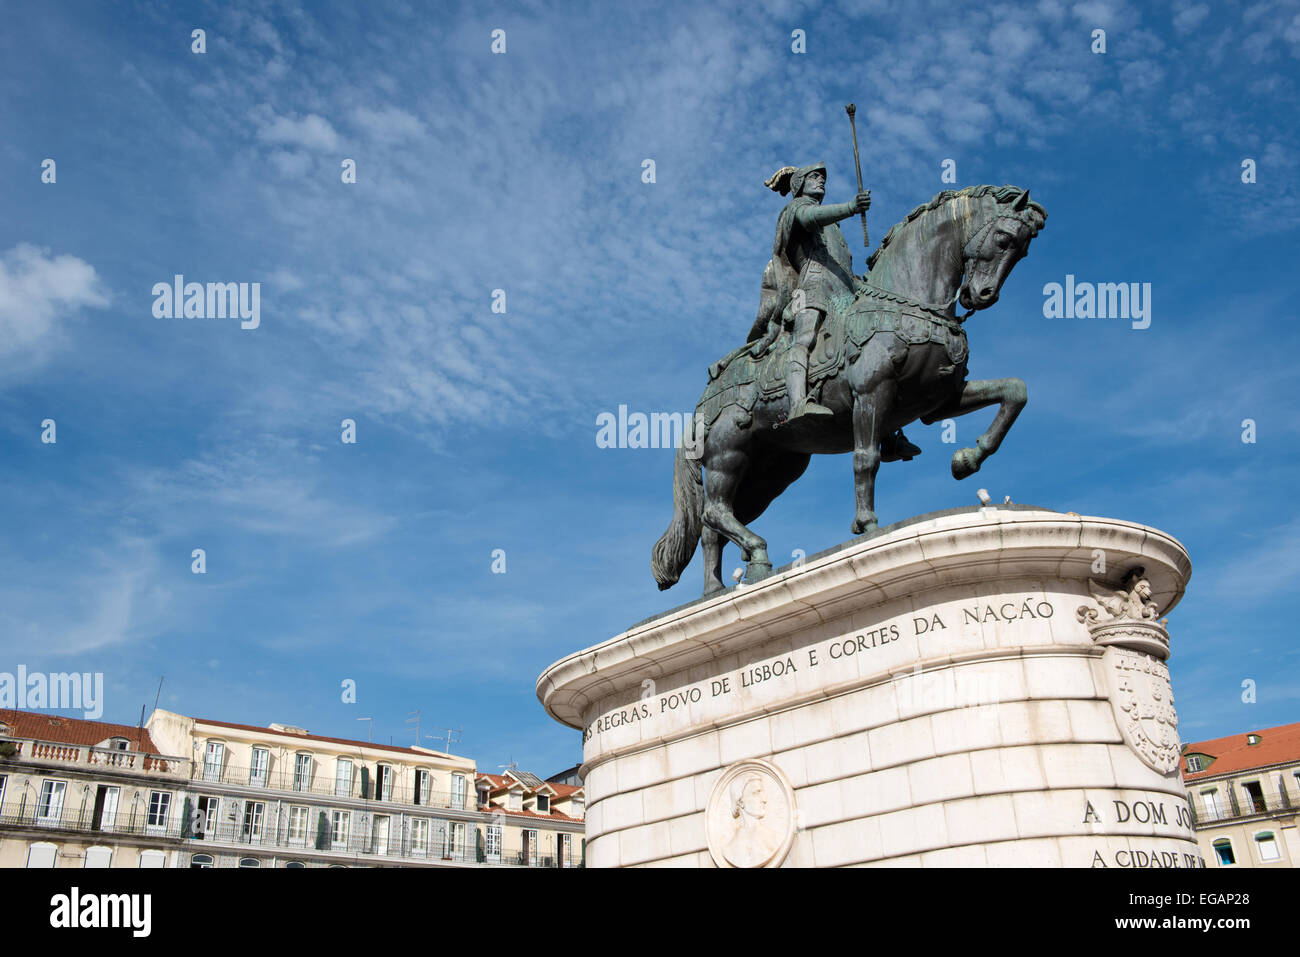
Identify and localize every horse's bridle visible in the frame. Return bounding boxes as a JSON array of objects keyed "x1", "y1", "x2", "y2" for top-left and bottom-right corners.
[{"x1": 856, "y1": 204, "x2": 1038, "y2": 323}]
